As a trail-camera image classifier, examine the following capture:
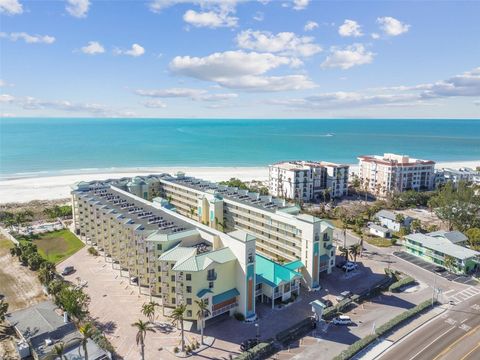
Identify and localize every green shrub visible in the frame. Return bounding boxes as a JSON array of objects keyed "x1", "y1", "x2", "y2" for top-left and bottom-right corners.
[
  {"x1": 276, "y1": 318, "x2": 315, "y2": 344},
  {"x1": 88, "y1": 246, "x2": 99, "y2": 256},
  {"x1": 173, "y1": 346, "x2": 179, "y2": 354},
  {"x1": 389, "y1": 276, "x2": 415, "y2": 292},
  {"x1": 233, "y1": 340, "x2": 276, "y2": 360},
  {"x1": 333, "y1": 333, "x2": 379, "y2": 360},
  {"x1": 234, "y1": 312, "x2": 245, "y2": 321}
]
